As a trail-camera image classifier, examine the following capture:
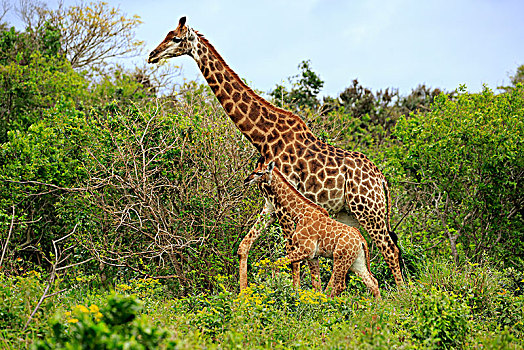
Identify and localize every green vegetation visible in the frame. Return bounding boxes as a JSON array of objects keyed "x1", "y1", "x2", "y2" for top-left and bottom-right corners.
[
  {"x1": 391, "y1": 86, "x2": 524, "y2": 266},
  {"x1": 0, "y1": 1, "x2": 522, "y2": 348},
  {"x1": 2, "y1": 260, "x2": 522, "y2": 348}
]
